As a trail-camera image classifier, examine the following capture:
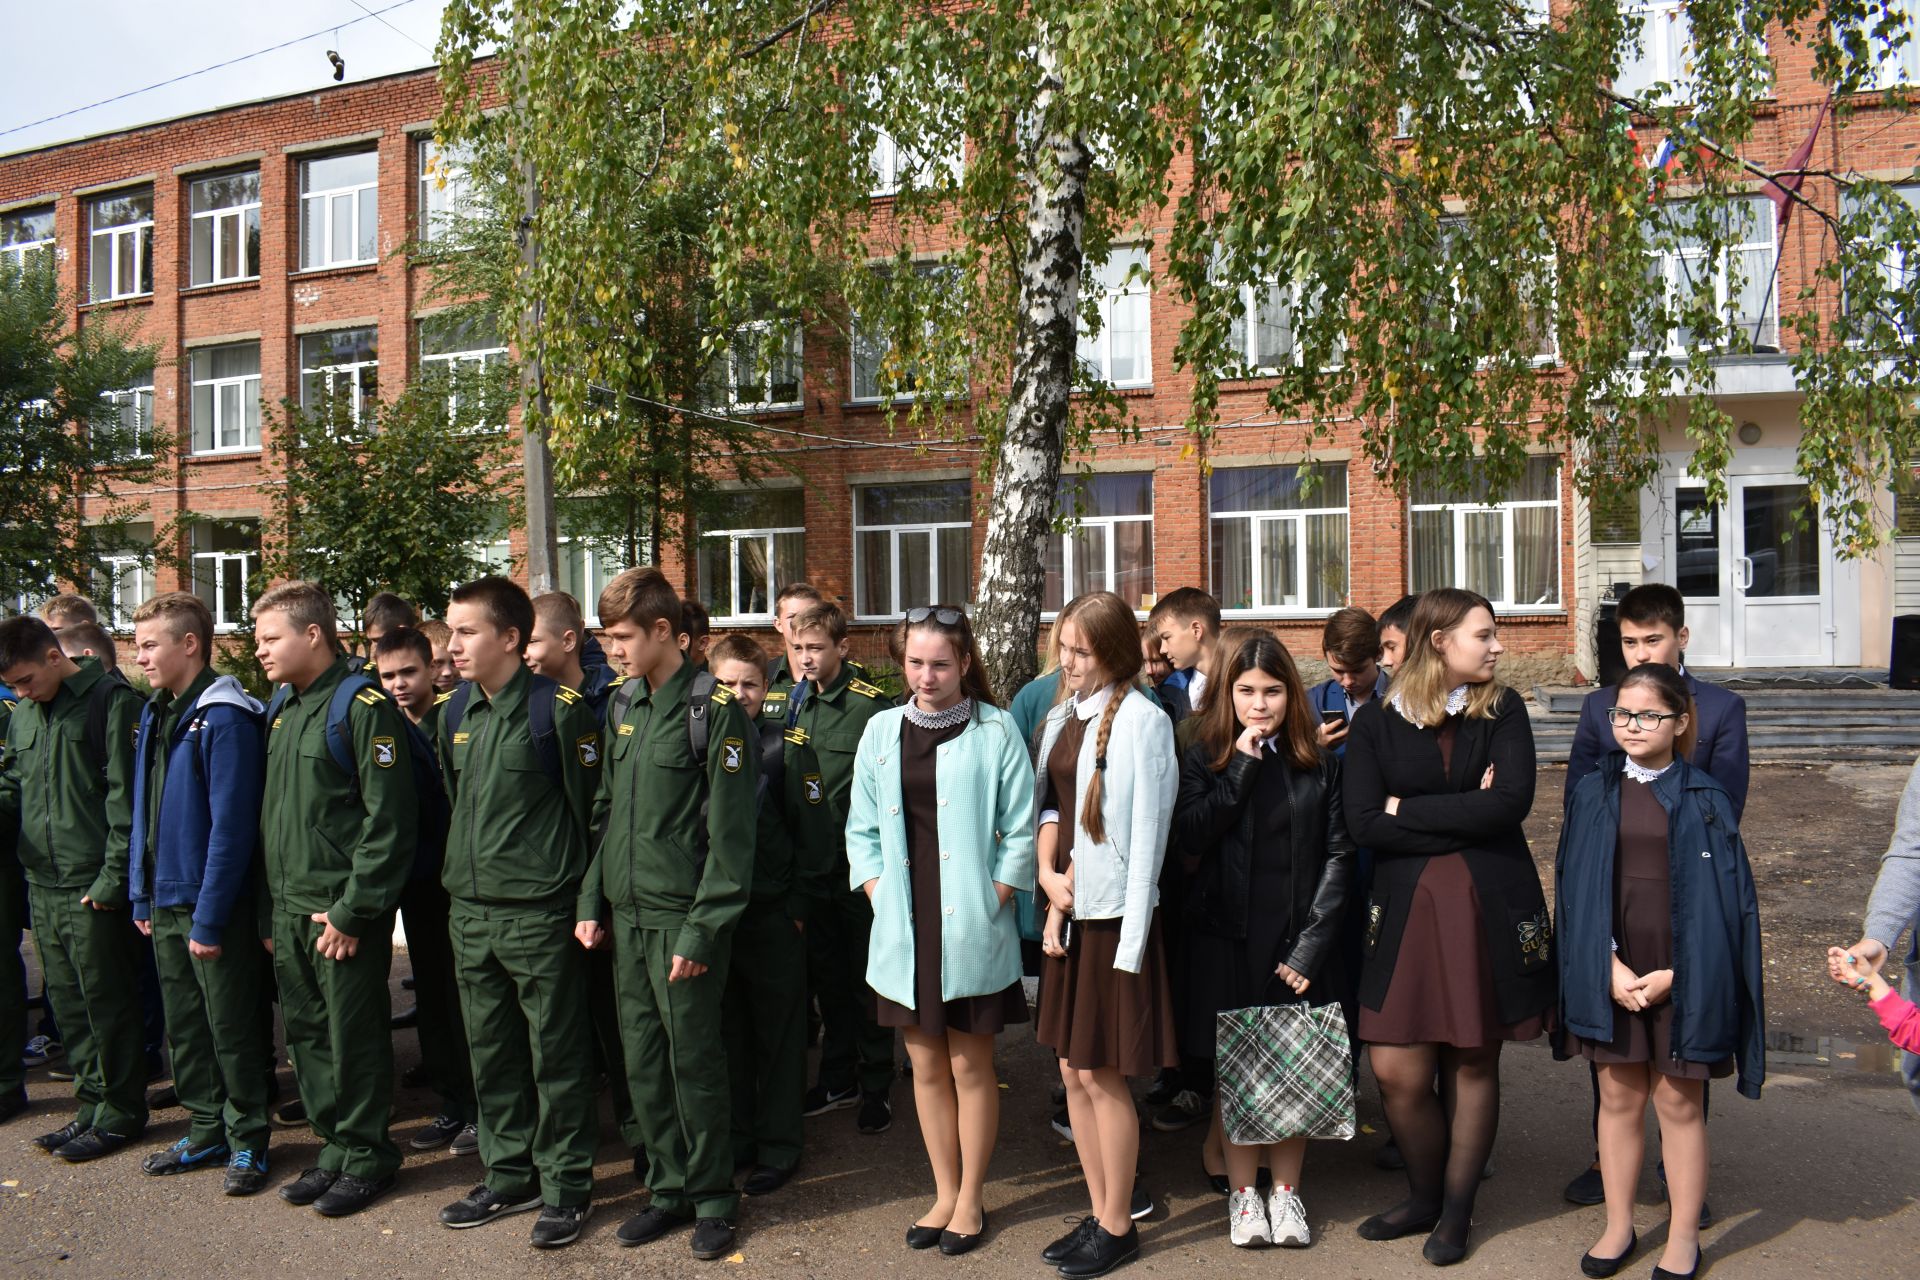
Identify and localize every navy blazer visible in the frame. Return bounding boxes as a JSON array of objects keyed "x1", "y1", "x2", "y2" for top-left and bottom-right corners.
[
  {"x1": 1309, "y1": 672, "x2": 1391, "y2": 760},
  {"x1": 1565, "y1": 673, "x2": 1749, "y2": 822}
]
